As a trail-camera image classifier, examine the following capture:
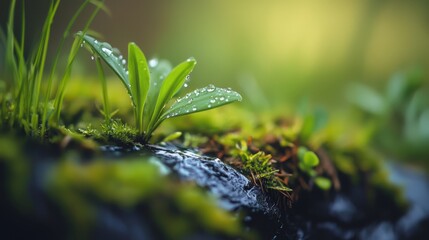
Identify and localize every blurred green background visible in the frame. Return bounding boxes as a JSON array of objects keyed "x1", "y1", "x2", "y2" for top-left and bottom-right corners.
[
  {"x1": 2, "y1": 0, "x2": 429, "y2": 109},
  {"x1": 1, "y1": 0, "x2": 428, "y2": 164}
]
